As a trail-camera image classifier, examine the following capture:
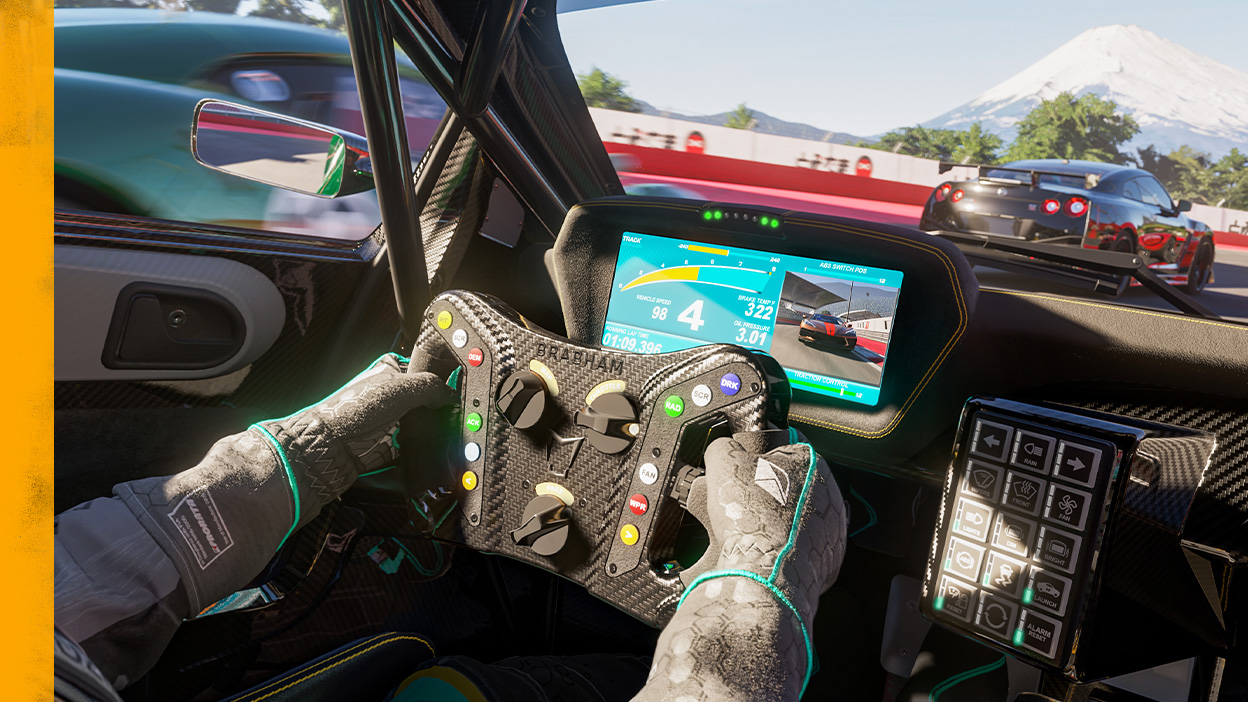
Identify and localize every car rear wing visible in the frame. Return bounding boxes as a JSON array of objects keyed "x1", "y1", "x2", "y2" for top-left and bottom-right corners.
[{"x1": 938, "y1": 162, "x2": 1102, "y2": 190}]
